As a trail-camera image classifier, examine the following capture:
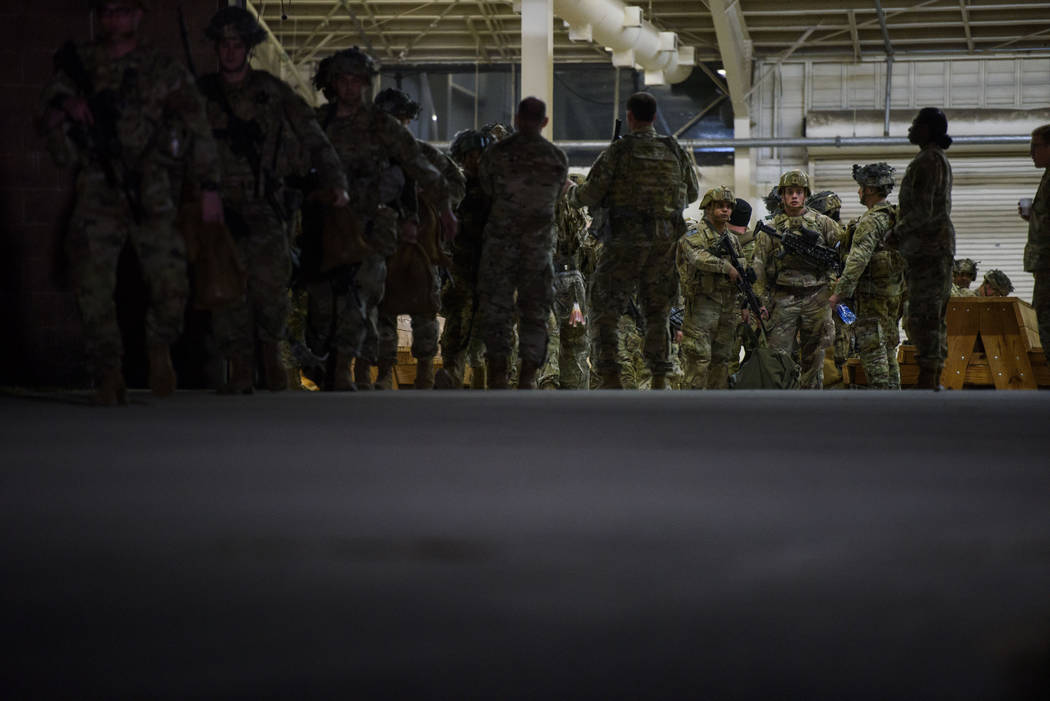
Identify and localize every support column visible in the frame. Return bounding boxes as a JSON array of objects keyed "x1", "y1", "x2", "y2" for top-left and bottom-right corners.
[
  {"x1": 709, "y1": 0, "x2": 754, "y2": 202},
  {"x1": 520, "y1": 0, "x2": 554, "y2": 139}
]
